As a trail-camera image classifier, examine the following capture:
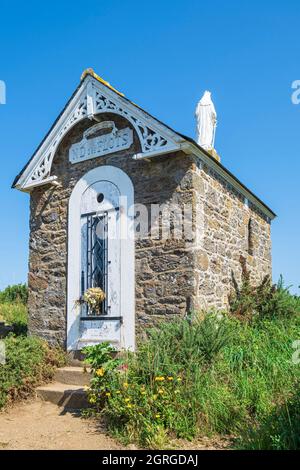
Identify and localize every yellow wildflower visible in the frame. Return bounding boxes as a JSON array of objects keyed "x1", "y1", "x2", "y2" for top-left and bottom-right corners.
[
  {"x1": 123, "y1": 382, "x2": 129, "y2": 388},
  {"x1": 124, "y1": 398, "x2": 130, "y2": 402},
  {"x1": 105, "y1": 392, "x2": 111, "y2": 397},
  {"x1": 96, "y1": 368, "x2": 105, "y2": 377},
  {"x1": 155, "y1": 376, "x2": 165, "y2": 382},
  {"x1": 89, "y1": 395, "x2": 97, "y2": 404},
  {"x1": 158, "y1": 389, "x2": 164, "y2": 394},
  {"x1": 152, "y1": 394, "x2": 158, "y2": 400},
  {"x1": 116, "y1": 390, "x2": 121, "y2": 394},
  {"x1": 127, "y1": 404, "x2": 132, "y2": 408},
  {"x1": 155, "y1": 414, "x2": 161, "y2": 418},
  {"x1": 167, "y1": 376, "x2": 173, "y2": 381}
]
